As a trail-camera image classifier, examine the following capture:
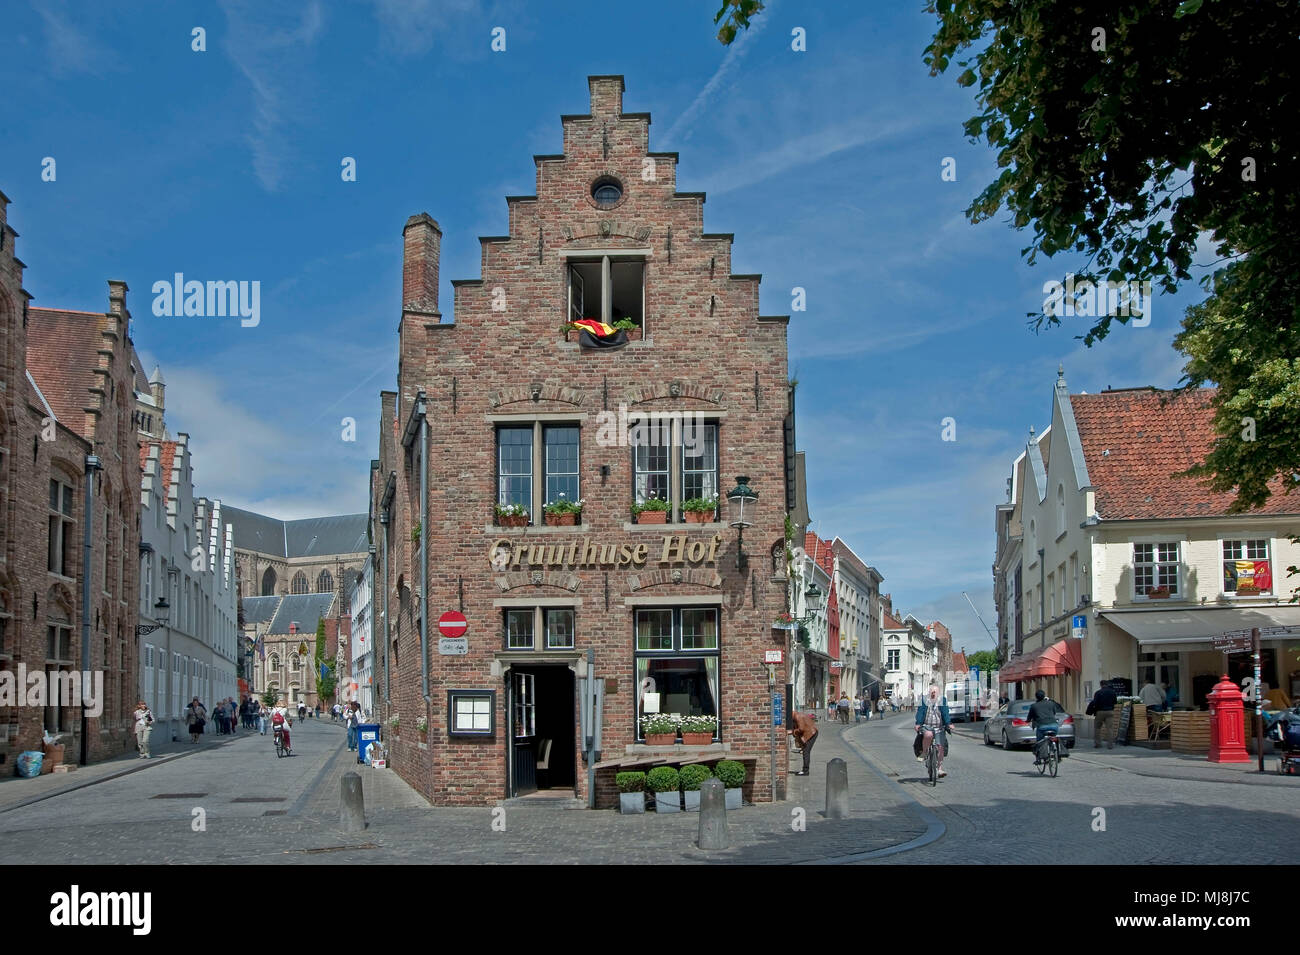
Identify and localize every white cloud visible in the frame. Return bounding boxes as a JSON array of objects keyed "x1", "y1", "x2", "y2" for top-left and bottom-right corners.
[
  {"x1": 369, "y1": 0, "x2": 481, "y2": 58},
  {"x1": 34, "y1": 2, "x2": 116, "y2": 75},
  {"x1": 220, "y1": 0, "x2": 326, "y2": 191}
]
